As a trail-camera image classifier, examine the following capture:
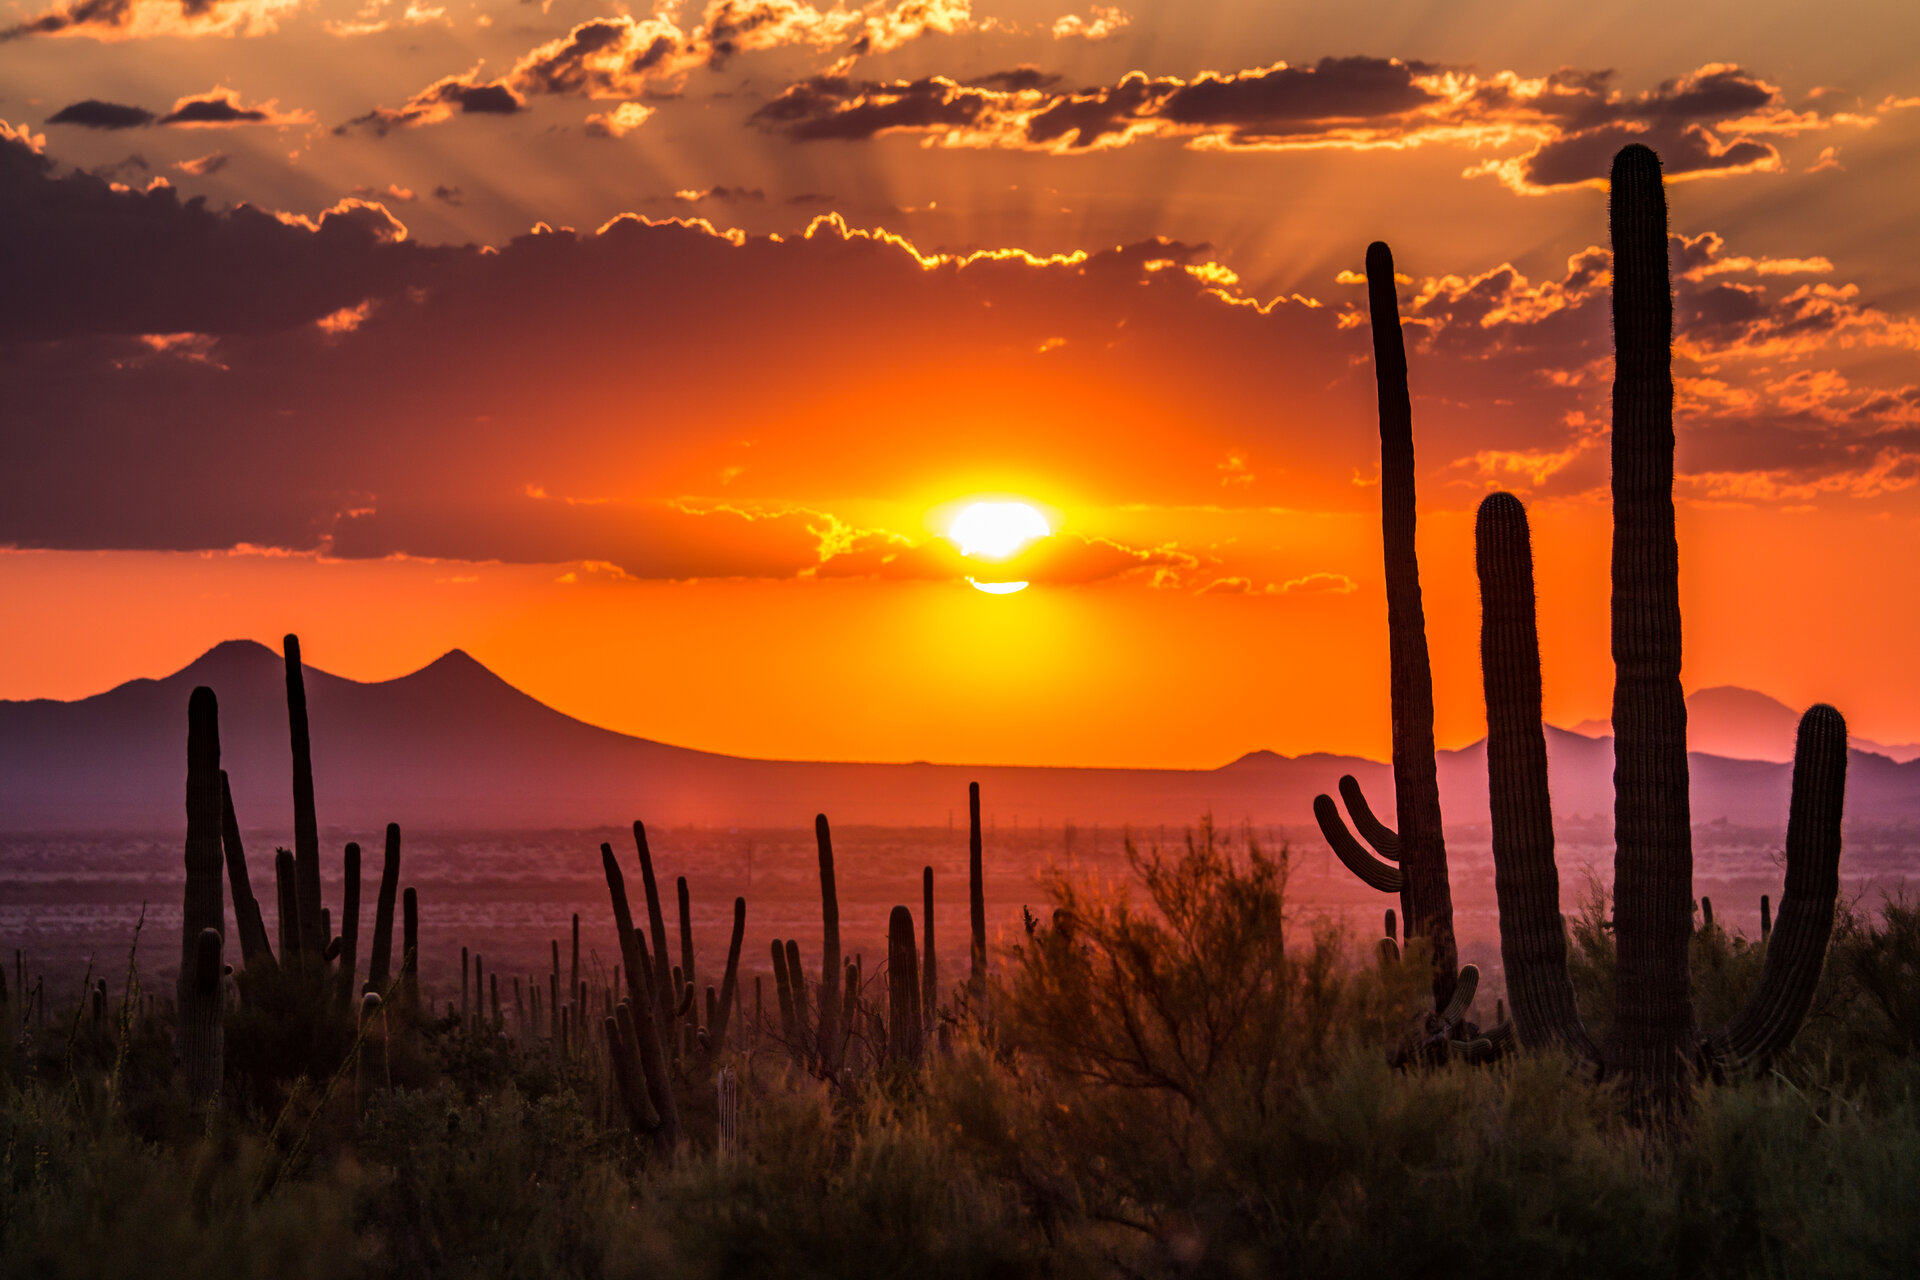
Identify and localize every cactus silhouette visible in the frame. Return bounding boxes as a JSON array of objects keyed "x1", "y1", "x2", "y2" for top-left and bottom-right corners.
[
  {"x1": 219, "y1": 771, "x2": 274, "y2": 967},
  {"x1": 274, "y1": 848, "x2": 299, "y2": 960},
  {"x1": 710, "y1": 896, "x2": 746, "y2": 1055},
  {"x1": 401, "y1": 885, "x2": 419, "y2": 1010},
  {"x1": 816, "y1": 814, "x2": 843, "y2": 1074},
  {"x1": 1475, "y1": 147, "x2": 1850, "y2": 1096},
  {"x1": 632, "y1": 822, "x2": 675, "y2": 1051},
  {"x1": 283, "y1": 635, "x2": 326, "y2": 961},
  {"x1": 1312, "y1": 241, "x2": 1458, "y2": 1008},
  {"x1": 772, "y1": 938, "x2": 798, "y2": 1054},
  {"x1": 887, "y1": 905, "x2": 923, "y2": 1066},
  {"x1": 600, "y1": 839, "x2": 679, "y2": 1146},
  {"x1": 969, "y1": 781, "x2": 987, "y2": 1002},
  {"x1": 367, "y1": 824, "x2": 401, "y2": 991},
  {"x1": 178, "y1": 687, "x2": 226, "y2": 1107},
  {"x1": 336, "y1": 841, "x2": 361, "y2": 1009},
  {"x1": 922, "y1": 865, "x2": 937, "y2": 1036}
]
